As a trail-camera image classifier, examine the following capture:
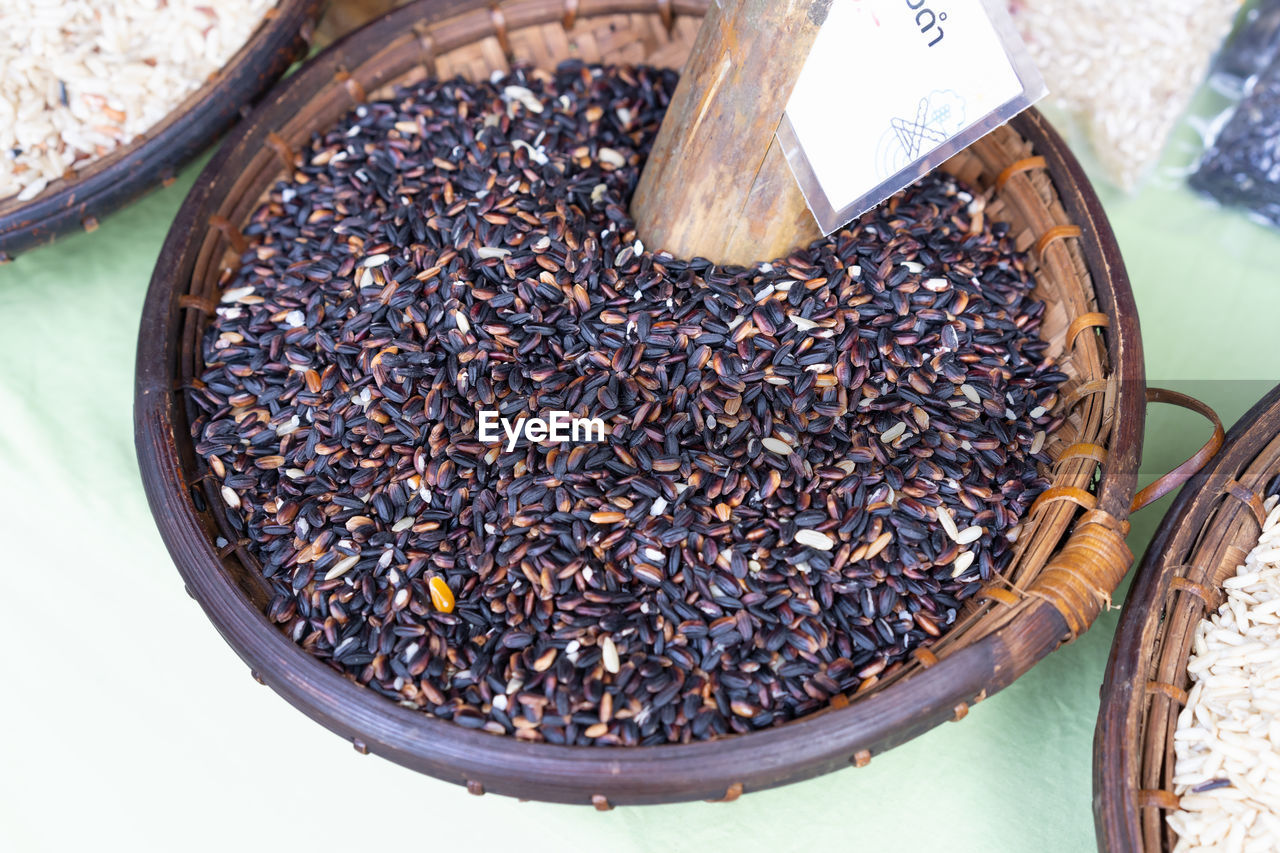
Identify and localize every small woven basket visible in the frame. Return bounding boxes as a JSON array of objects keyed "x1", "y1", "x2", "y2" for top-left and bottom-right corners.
[
  {"x1": 137, "y1": 0, "x2": 1210, "y2": 805},
  {"x1": 1095, "y1": 383, "x2": 1280, "y2": 852},
  {"x1": 0, "y1": 0, "x2": 323, "y2": 260}
]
